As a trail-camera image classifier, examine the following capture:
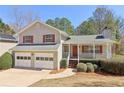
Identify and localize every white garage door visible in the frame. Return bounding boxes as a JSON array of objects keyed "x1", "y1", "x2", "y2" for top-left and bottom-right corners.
[
  {"x1": 34, "y1": 53, "x2": 54, "y2": 69},
  {"x1": 15, "y1": 53, "x2": 31, "y2": 68}
]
